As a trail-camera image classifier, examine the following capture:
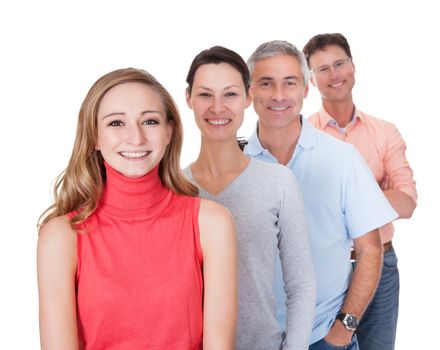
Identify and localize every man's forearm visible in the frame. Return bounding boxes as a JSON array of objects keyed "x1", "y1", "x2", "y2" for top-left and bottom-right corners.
[
  {"x1": 341, "y1": 229, "x2": 383, "y2": 319},
  {"x1": 384, "y1": 189, "x2": 416, "y2": 219},
  {"x1": 324, "y1": 230, "x2": 383, "y2": 345}
]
